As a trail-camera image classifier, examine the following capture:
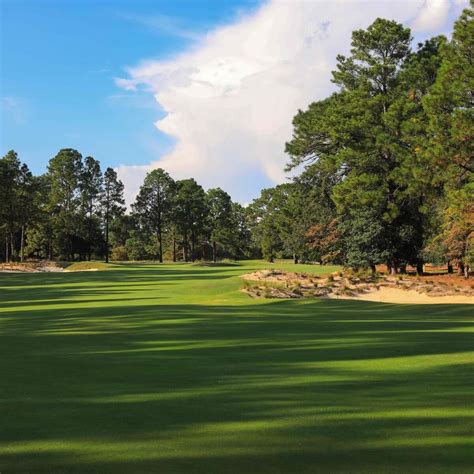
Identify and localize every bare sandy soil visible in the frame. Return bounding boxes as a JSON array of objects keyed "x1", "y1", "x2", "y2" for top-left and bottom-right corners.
[
  {"x1": 376, "y1": 264, "x2": 472, "y2": 286},
  {"x1": 63, "y1": 268, "x2": 99, "y2": 272},
  {"x1": 0, "y1": 262, "x2": 101, "y2": 273},
  {"x1": 328, "y1": 287, "x2": 473, "y2": 305},
  {"x1": 242, "y1": 270, "x2": 473, "y2": 305},
  {"x1": 0, "y1": 262, "x2": 64, "y2": 273}
]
